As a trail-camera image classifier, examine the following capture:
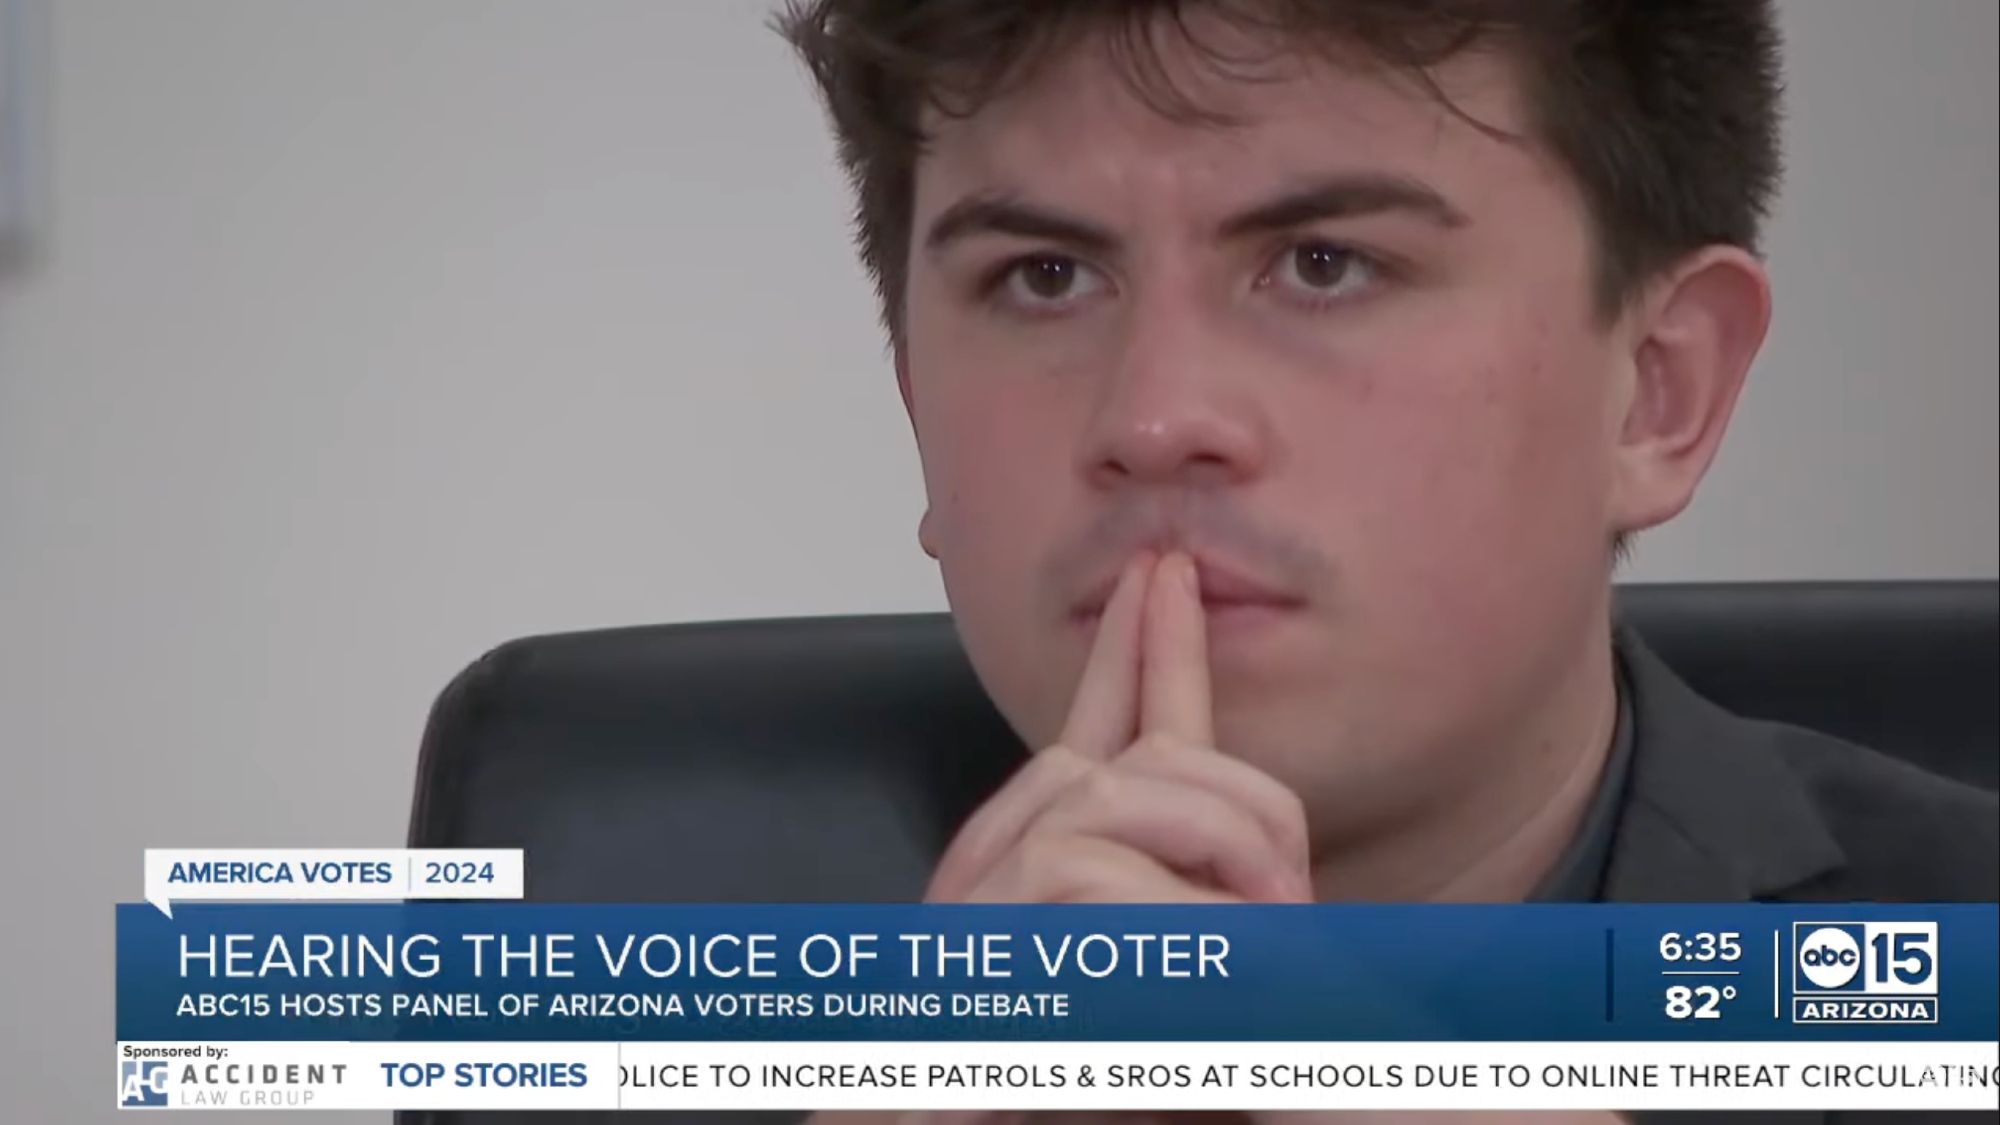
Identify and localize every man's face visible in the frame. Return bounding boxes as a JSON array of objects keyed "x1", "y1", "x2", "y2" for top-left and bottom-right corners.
[{"x1": 901, "y1": 25, "x2": 1639, "y2": 831}]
